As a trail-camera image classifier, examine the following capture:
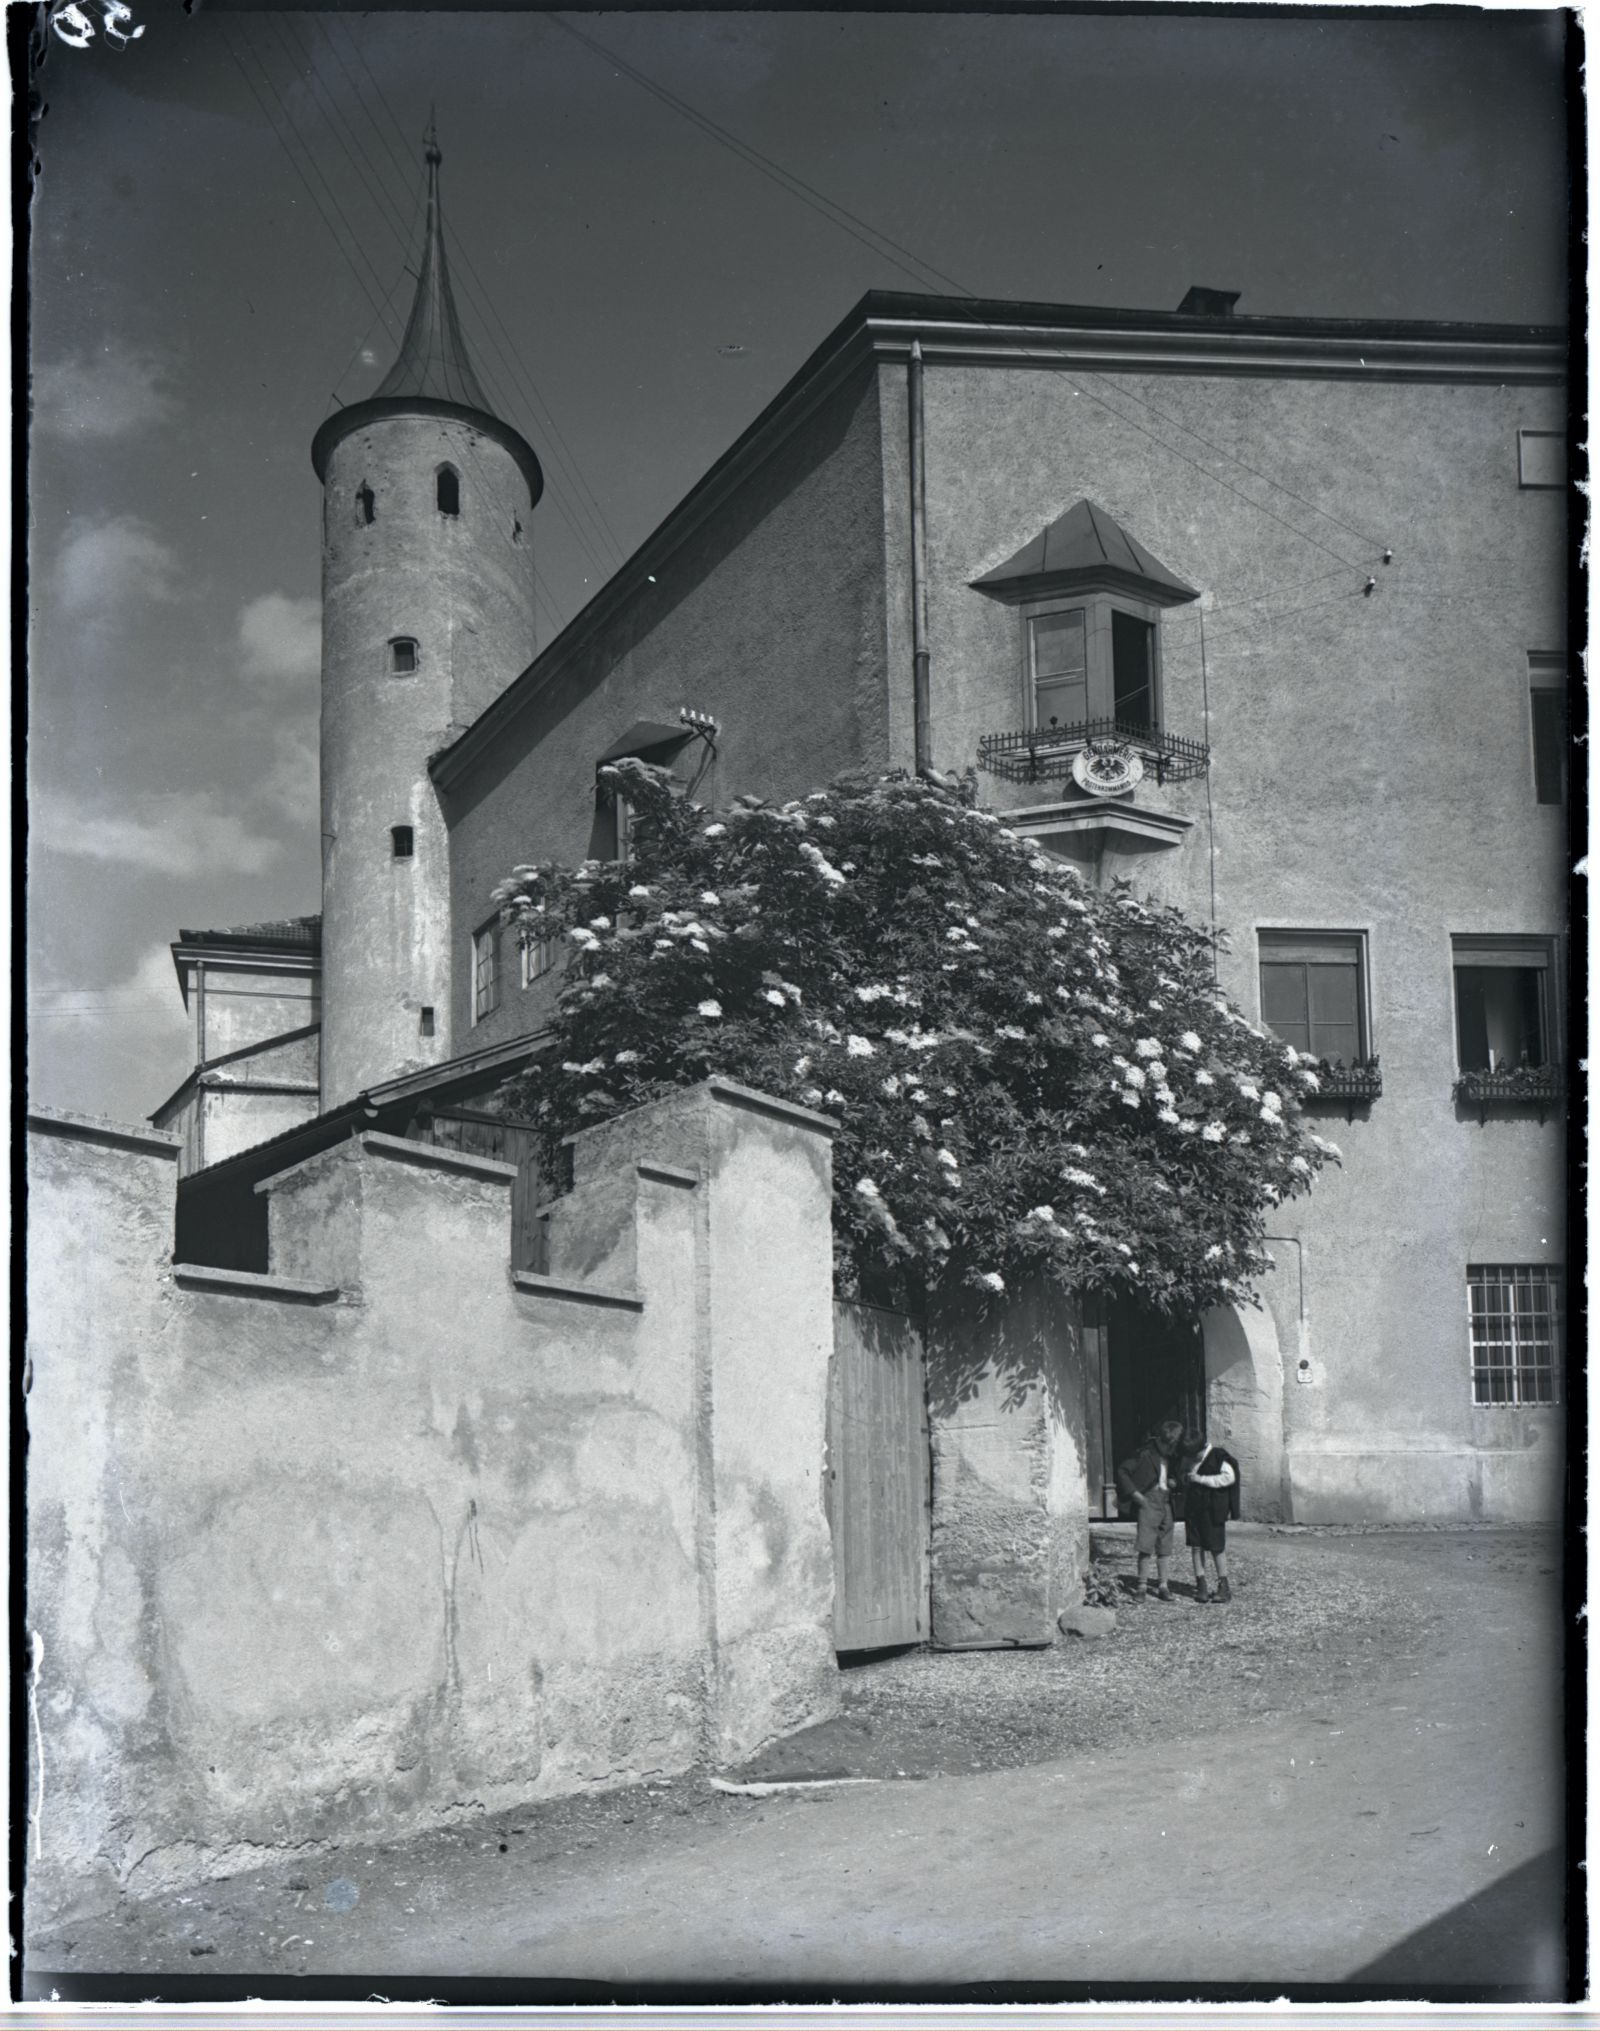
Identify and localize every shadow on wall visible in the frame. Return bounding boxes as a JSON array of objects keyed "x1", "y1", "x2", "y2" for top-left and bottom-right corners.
[{"x1": 925, "y1": 1281, "x2": 1078, "y2": 1427}]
